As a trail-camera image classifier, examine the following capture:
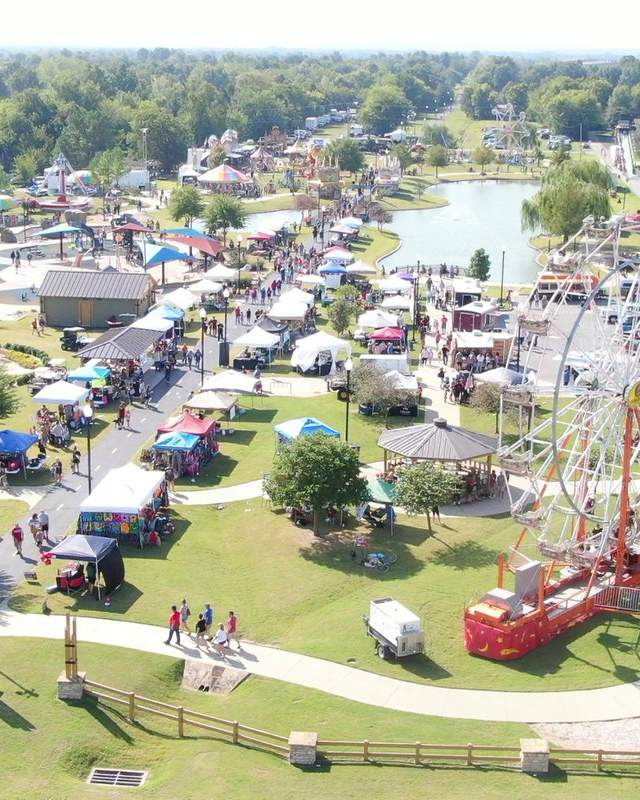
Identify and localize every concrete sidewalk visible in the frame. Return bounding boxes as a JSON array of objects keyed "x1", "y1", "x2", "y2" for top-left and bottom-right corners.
[{"x1": 1, "y1": 608, "x2": 639, "y2": 724}]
